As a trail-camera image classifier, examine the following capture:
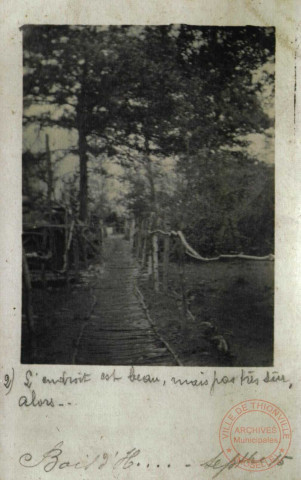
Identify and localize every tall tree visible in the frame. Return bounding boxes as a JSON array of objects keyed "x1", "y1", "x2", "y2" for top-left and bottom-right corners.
[
  {"x1": 23, "y1": 26, "x2": 140, "y2": 220},
  {"x1": 23, "y1": 25, "x2": 274, "y2": 254}
]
